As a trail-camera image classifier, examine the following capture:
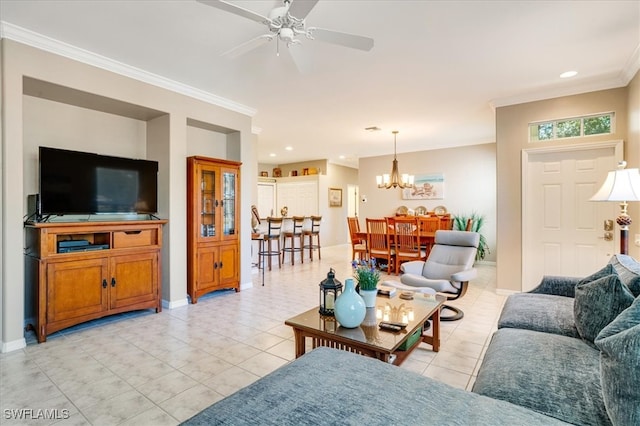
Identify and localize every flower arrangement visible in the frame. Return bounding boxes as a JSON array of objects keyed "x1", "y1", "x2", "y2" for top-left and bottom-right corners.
[{"x1": 351, "y1": 258, "x2": 380, "y2": 291}]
